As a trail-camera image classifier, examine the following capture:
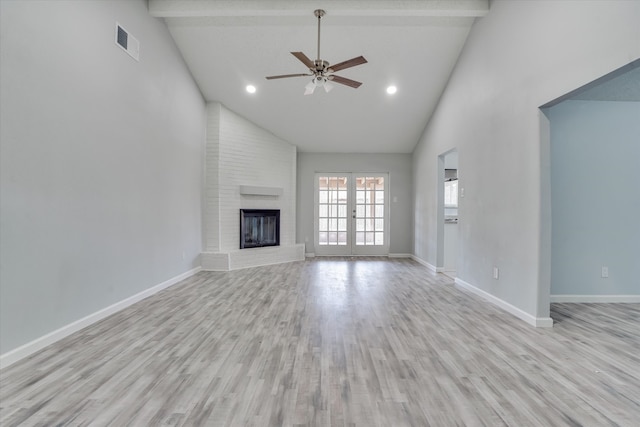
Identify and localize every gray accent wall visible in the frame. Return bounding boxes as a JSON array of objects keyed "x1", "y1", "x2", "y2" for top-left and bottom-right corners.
[
  {"x1": 547, "y1": 100, "x2": 640, "y2": 296},
  {"x1": 0, "y1": 0, "x2": 206, "y2": 354},
  {"x1": 297, "y1": 153, "x2": 413, "y2": 255},
  {"x1": 412, "y1": 0, "x2": 640, "y2": 319}
]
